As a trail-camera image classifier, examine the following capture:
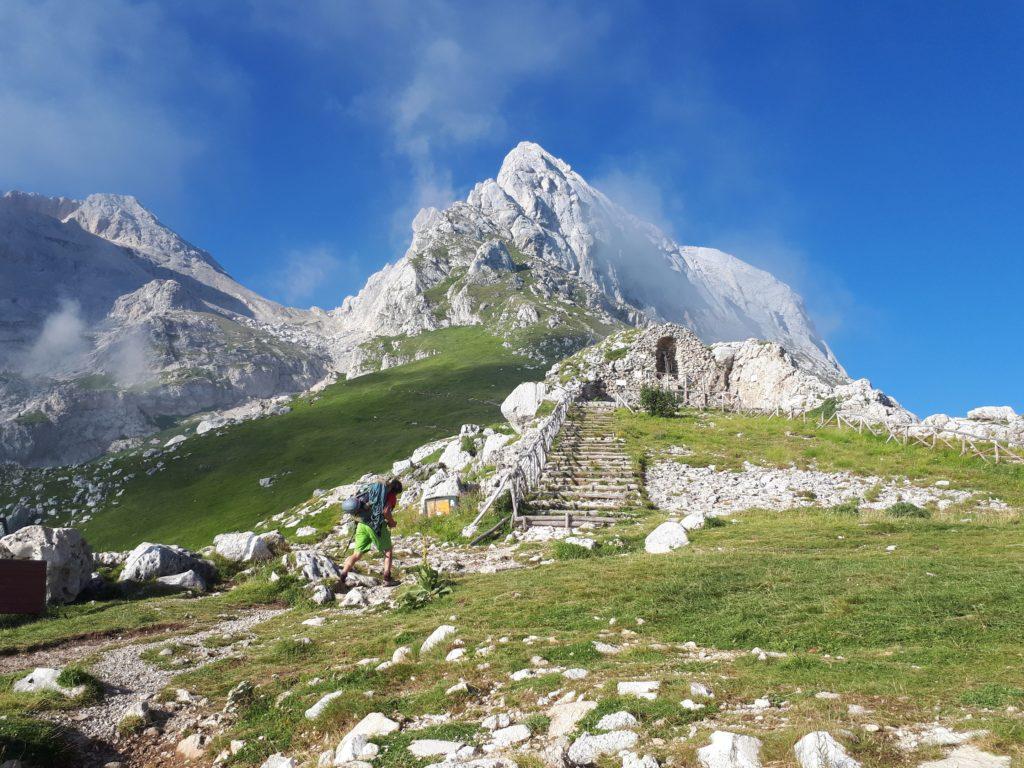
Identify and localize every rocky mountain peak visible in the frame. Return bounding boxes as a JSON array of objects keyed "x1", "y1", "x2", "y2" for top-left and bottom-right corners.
[
  {"x1": 67, "y1": 193, "x2": 226, "y2": 274},
  {"x1": 1, "y1": 190, "x2": 82, "y2": 221}
]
